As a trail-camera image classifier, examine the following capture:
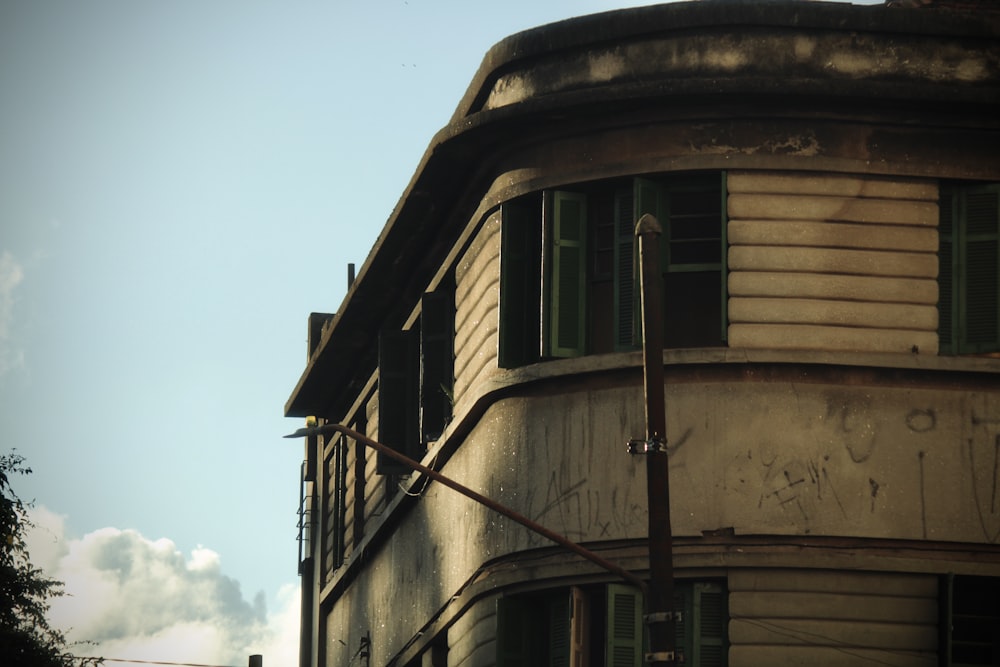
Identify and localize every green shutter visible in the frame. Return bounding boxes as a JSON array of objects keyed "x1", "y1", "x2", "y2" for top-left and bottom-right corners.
[
  {"x1": 606, "y1": 584, "x2": 643, "y2": 667},
  {"x1": 939, "y1": 191, "x2": 956, "y2": 352},
  {"x1": 692, "y1": 582, "x2": 727, "y2": 667},
  {"x1": 615, "y1": 187, "x2": 639, "y2": 350},
  {"x1": 674, "y1": 586, "x2": 689, "y2": 664},
  {"x1": 497, "y1": 597, "x2": 540, "y2": 667},
  {"x1": 329, "y1": 435, "x2": 347, "y2": 569},
  {"x1": 960, "y1": 188, "x2": 1000, "y2": 352},
  {"x1": 719, "y1": 172, "x2": 729, "y2": 343},
  {"x1": 550, "y1": 191, "x2": 588, "y2": 357},
  {"x1": 944, "y1": 185, "x2": 1000, "y2": 355},
  {"x1": 377, "y1": 329, "x2": 420, "y2": 474},
  {"x1": 549, "y1": 593, "x2": 571, "y2": 667},
  {"x1": 420, "y1": 289, "x2": 454, "y2": 442},
  {"x1": 500, "y1": 196, "x2": 543, "y2": 368}
]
